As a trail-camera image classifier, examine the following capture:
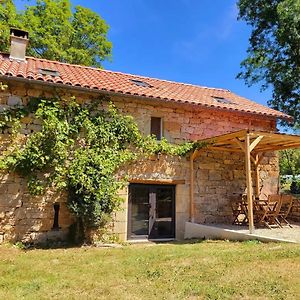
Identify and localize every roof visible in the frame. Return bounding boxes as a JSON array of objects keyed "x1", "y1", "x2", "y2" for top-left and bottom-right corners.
[
  {"x1": 195, "y1": 130, "x2": 300, "y2": 155},
  {"x1": 0, "y1": 52, "x2": 291, "y2": 120}
]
